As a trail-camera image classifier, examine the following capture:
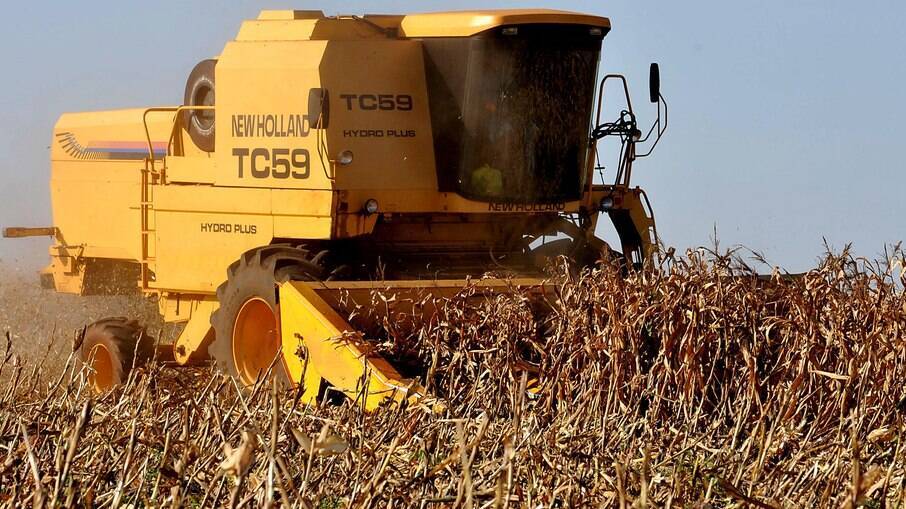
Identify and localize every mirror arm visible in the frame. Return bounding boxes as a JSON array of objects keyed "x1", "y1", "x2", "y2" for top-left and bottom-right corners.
[
  {"x1": 637, "y1": 115, "x2": 659, "y2": 144},
  {"x1": 636, "y1": 94, "x2": 668, "y2": 158}
]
